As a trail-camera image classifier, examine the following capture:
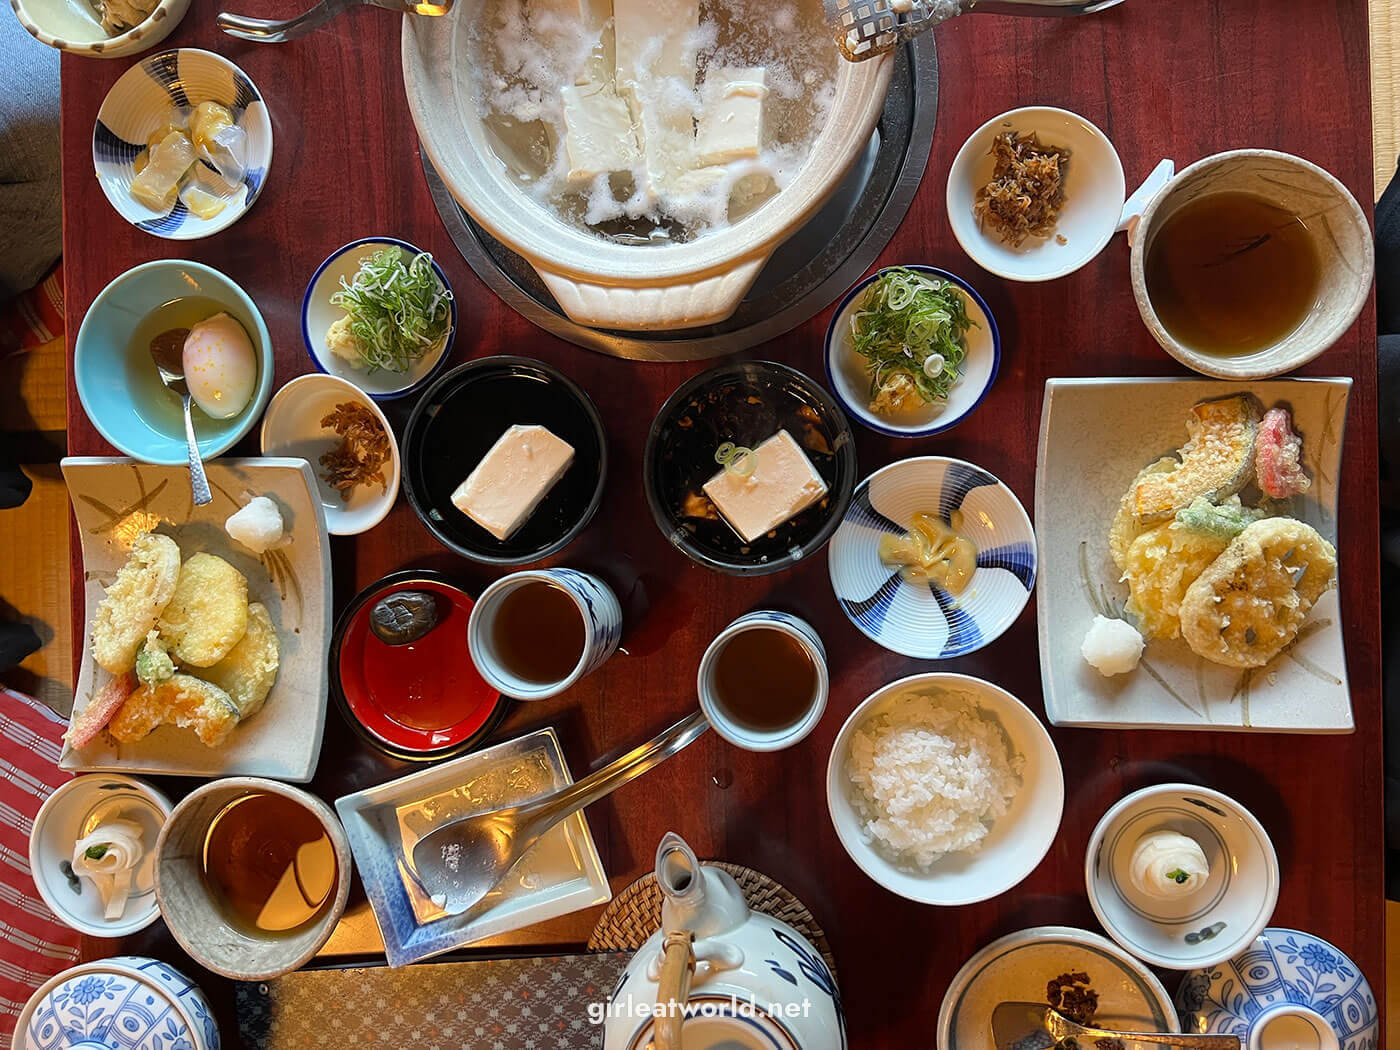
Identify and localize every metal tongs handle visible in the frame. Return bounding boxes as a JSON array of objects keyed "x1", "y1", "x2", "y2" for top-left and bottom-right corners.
[
  {"x1": 217, "y1": 0, "x2": 449, "y2": 42},
  {"x1": 514, "y1": 710, "x2": 711, "y2": 828},
  {"x1": 964, "y1": 0, "x2": 1126, "y2": 14}
]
